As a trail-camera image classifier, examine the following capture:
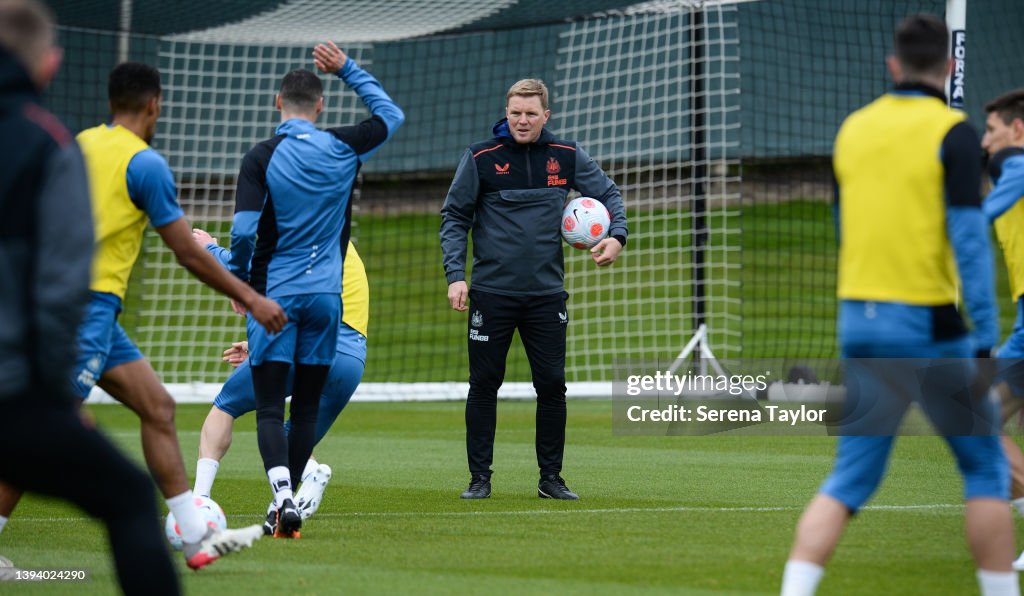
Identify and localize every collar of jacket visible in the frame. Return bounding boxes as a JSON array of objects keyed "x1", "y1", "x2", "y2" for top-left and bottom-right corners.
[
  {"x1": 0, "y1": 47, "x2": 40, "y2": 113},
  {"x1": 491, "y1": 117, "x2": 557, "y2": 148},
  {"x1": 276, "y1": 117, "x2": 319, "y2": 136},
  {"x1": 890, "y1": 81, "x2": 946, "y2": 103},
  {"x1": 987, "y1": 146, "x2": 1024, "y2": 182}
]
